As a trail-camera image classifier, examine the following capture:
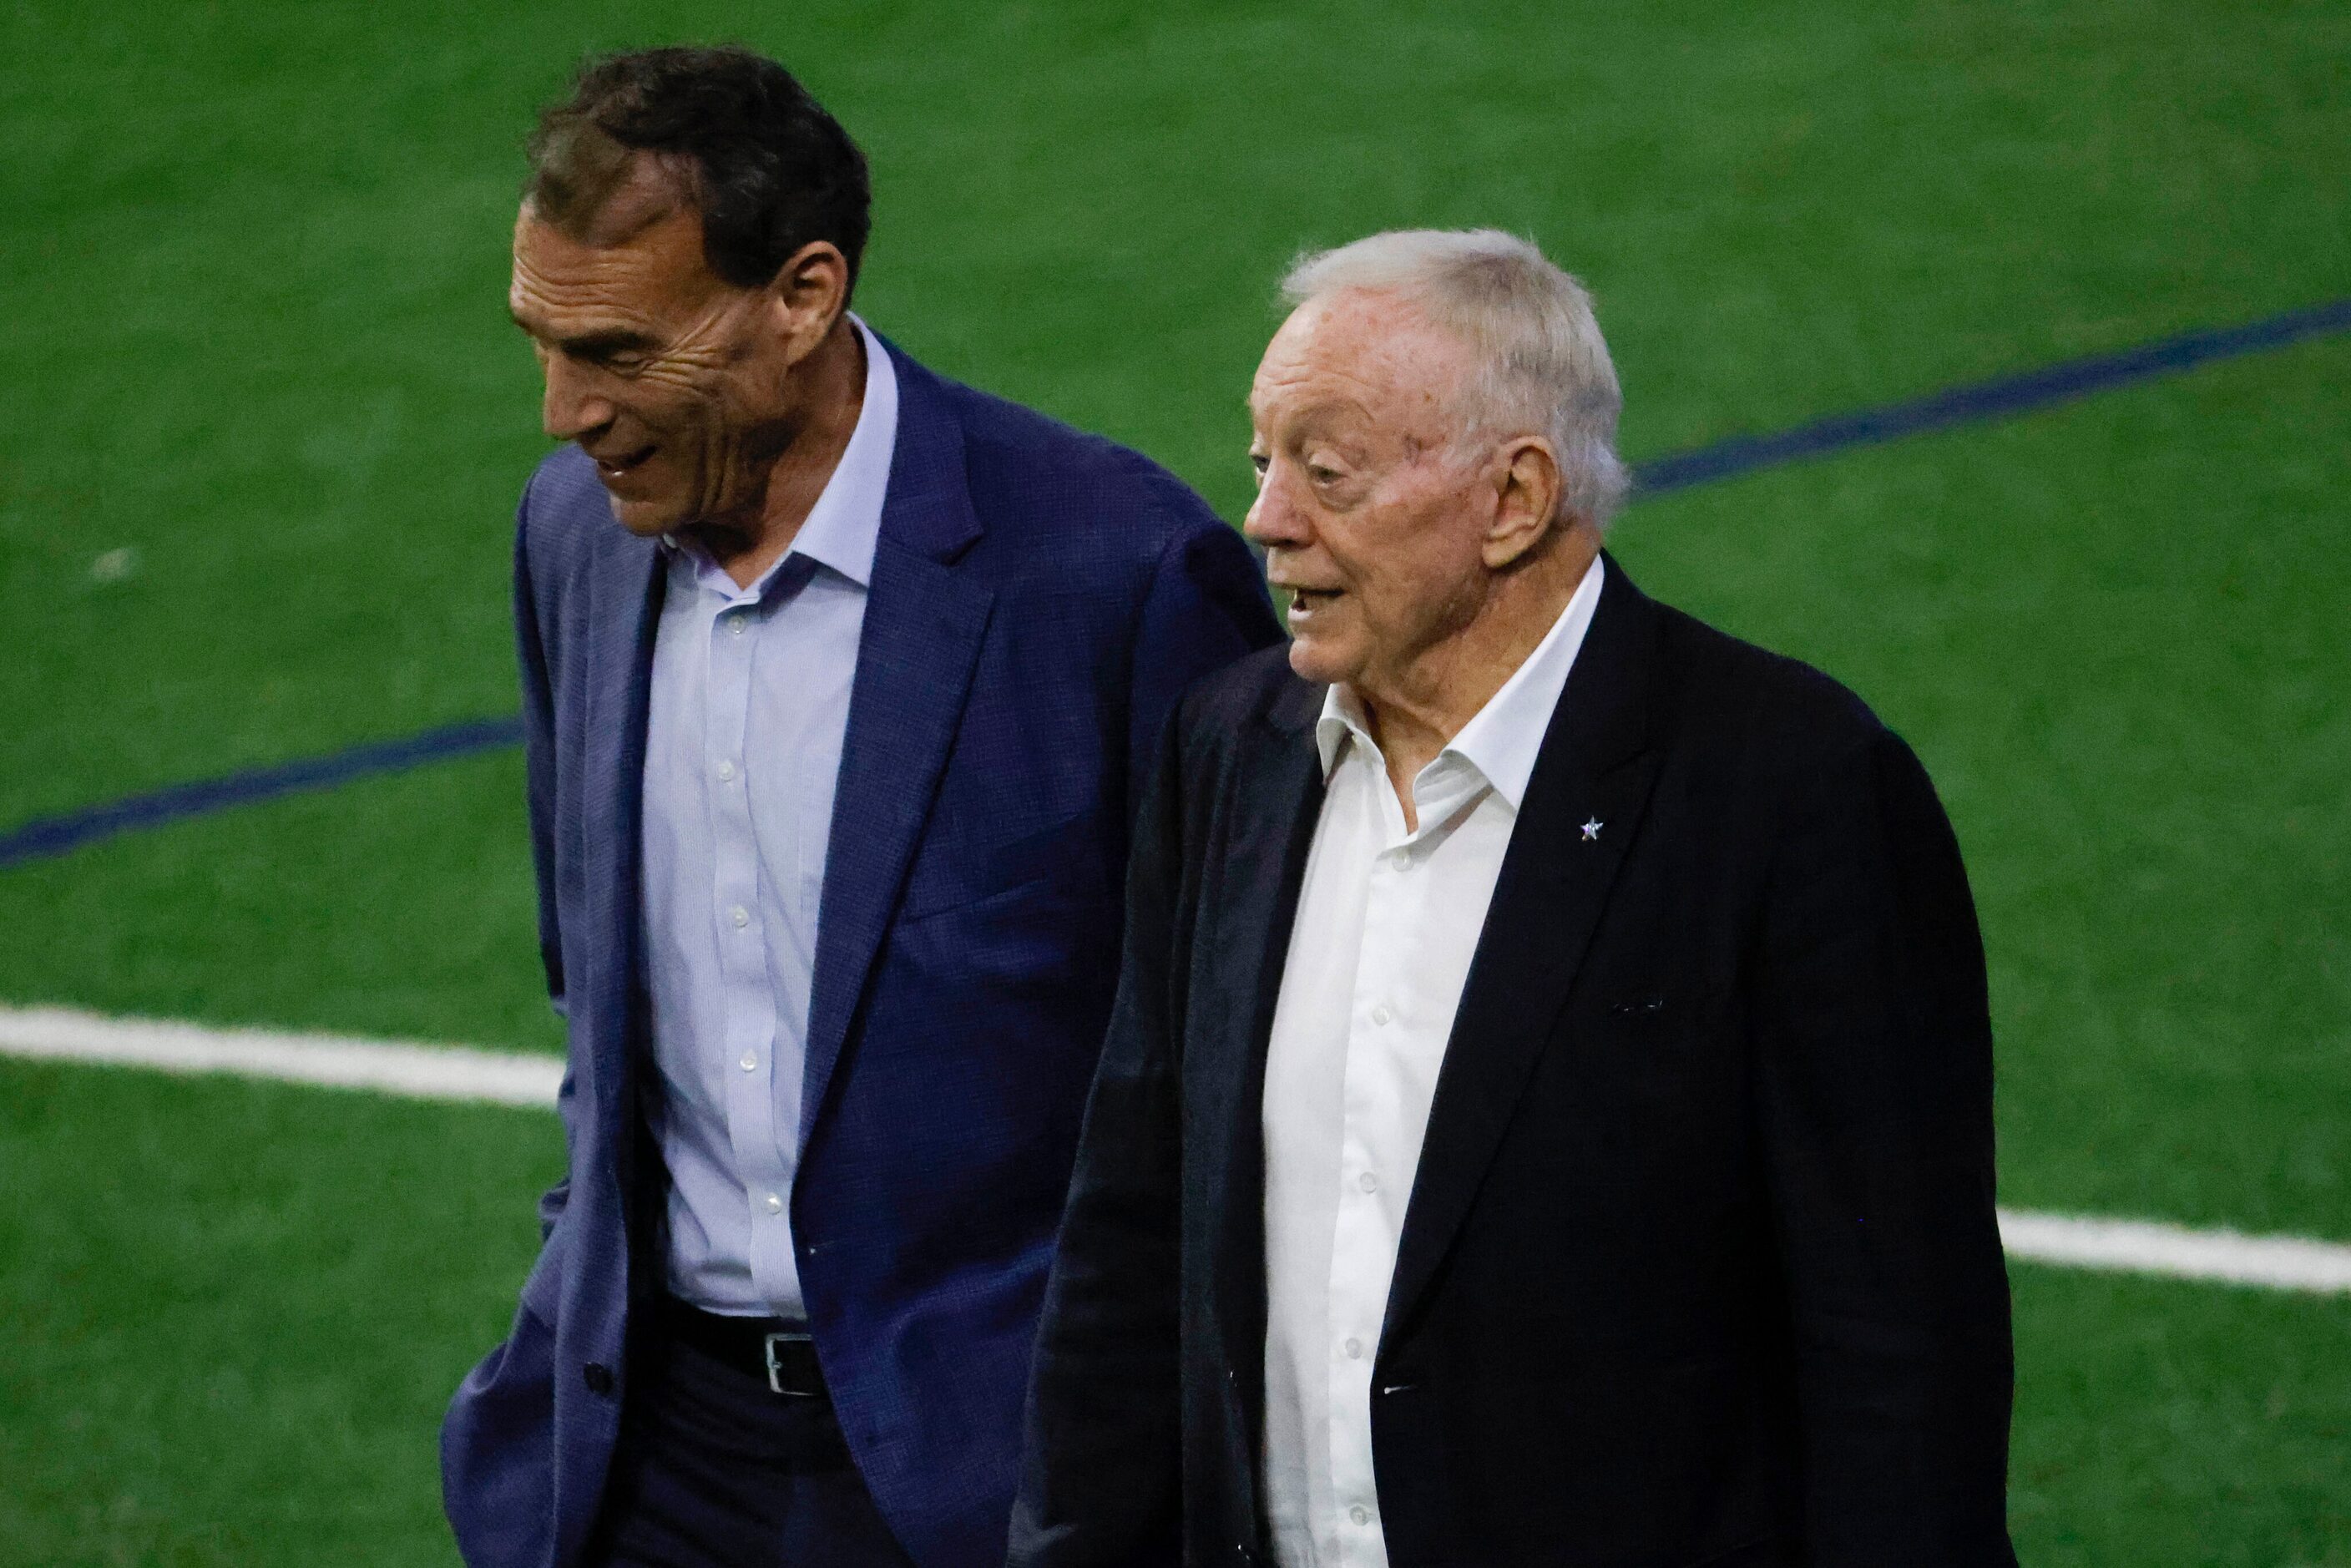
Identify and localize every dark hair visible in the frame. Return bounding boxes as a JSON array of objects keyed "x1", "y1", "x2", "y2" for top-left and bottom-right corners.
[{"x1": 526, "y1": 46, "x2": 871, "y2": 291}]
